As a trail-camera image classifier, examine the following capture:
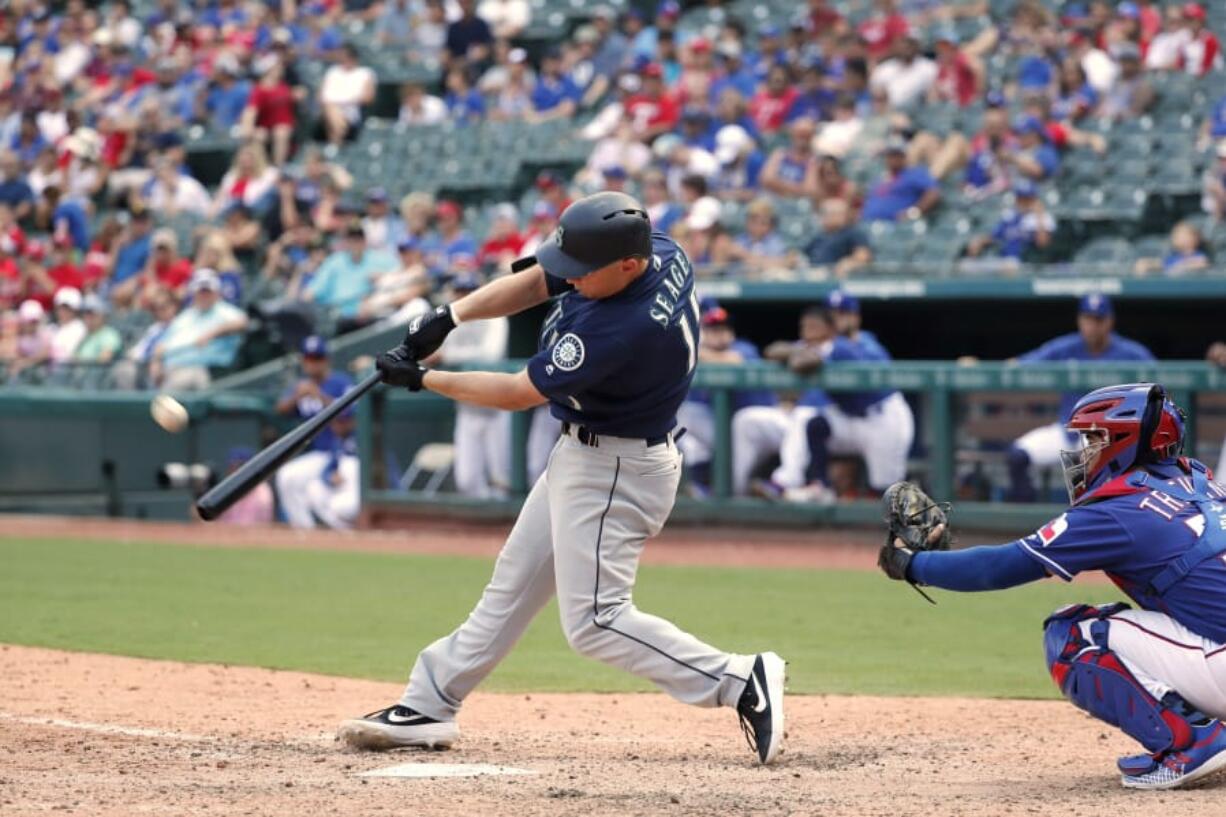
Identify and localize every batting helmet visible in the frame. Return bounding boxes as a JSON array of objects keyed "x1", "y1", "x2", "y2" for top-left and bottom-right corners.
[
  {"x1": 534, "y1": 191, "x2": 653, "y2": 279},
  {"x1": 1061, "y1": 383, "x2": 1186, "y2": 504}
]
